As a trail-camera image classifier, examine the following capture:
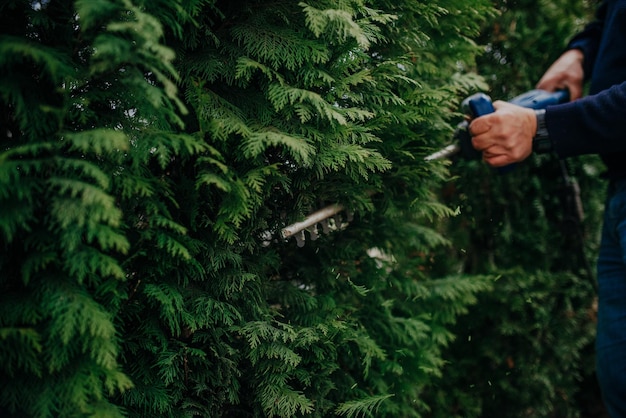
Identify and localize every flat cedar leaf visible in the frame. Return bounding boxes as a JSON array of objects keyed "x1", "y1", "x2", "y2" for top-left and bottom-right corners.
[
  {"x1": 152, "y1": 214, "x2": 188, "y2": 235},
  {"x1": 196, "y1": 172, "x2": 231, "y2": 192},
  {"x1": 46, "y1": 287, "x2": 117, "y2": 369},
  {"x1": 116, "y1": 173, "x2": 155, "y2": 199},
  {"x1": 0, "y1": 35, "x2": 73, "y2": 82},
  {"x1": 249, "y1": 342, "x2": 301, "y2": 367},
  {"x1": 47, "y1": 179, "x2": 126, "y2": 249},
  {"x1": 154, "y1": 230, "x2": 192, "y2": 260},
  {"x1": 276, "y1": 84, "x2": 347, "y2": 125},
  {"x1": 0, "y1": 201, "x2": 36, "y2": 243},
  {"x1": 346, "y1": 329, "x2": 386, "y2": 378},
  {"x1": 258, "y1": 380, "x2": 314, "y2": 417},
  {"x1": 142, "y1": 283, "x2": 185, "y2": 335},
  {"x1": 58, "y1": 158, "x2": 112, "y2": 190},
  {"x1": 84, "y1": 400, "x2": 127, "y2": 418},
  {"x1": 21, "y1": 251, "x2": 57, "y2": 285},
  {"x1": 335, "y1": 394, "x2": 395, "y2": 418},
  {"x1": 0, "y1": 143, "x2": 56, "y2": 165},
  {"x1": 192, "y1": 296, "x2": 243, "y2": 327},
  {"x1": 242, "y1": 130, "x2": 315, "y2": 165},
  {"x1": 74, "y1": 0, "x2": 121, "y2": 31},
  {"x1": 66, "y1": 247, "x2": 126, "y2": 282},
  {"x1": 299, "y1": 3, "x2": 370, "y2": 48},
  {"x1": 0, "y1": 327, "x2": 43, "y2": 377},
  {"x1": 236, "y1": 57, "x2": 279, "y2": 83},
  {"x1": 64, "y1": 129, "x2": 129, "y2": 154}
]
